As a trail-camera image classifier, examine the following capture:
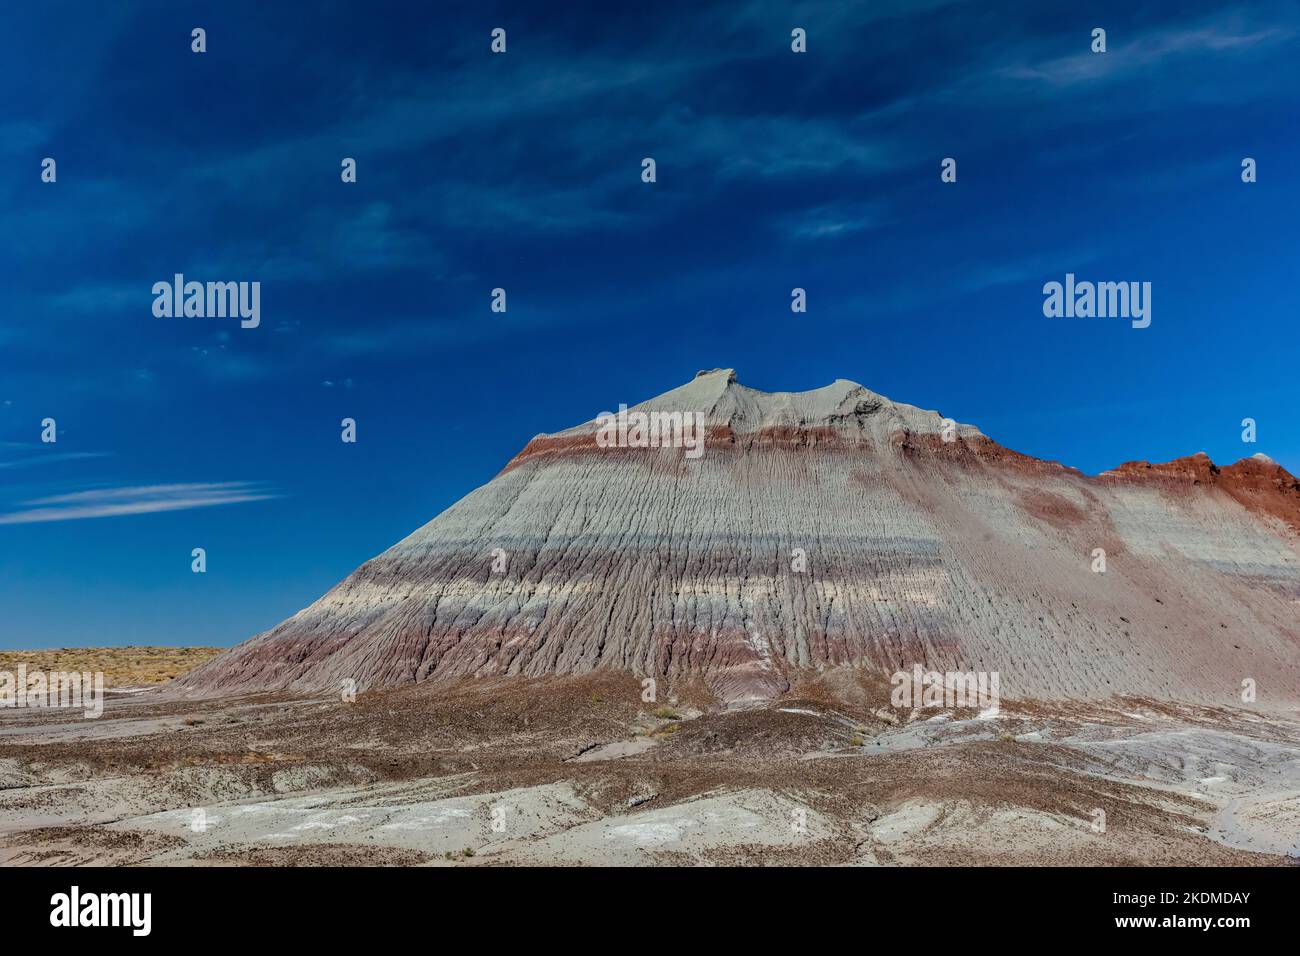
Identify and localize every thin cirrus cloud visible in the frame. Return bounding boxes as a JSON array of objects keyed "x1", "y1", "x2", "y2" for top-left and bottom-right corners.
[
  {"x1": 0, "y1": 482, "x2": 279, "y2": 526},
  {"x1": 0, "y1": 451, "x2": 111, "y2": 470},
  {"x1": 993, "y1": 17, "x2": 1295, "y2": 89}
]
